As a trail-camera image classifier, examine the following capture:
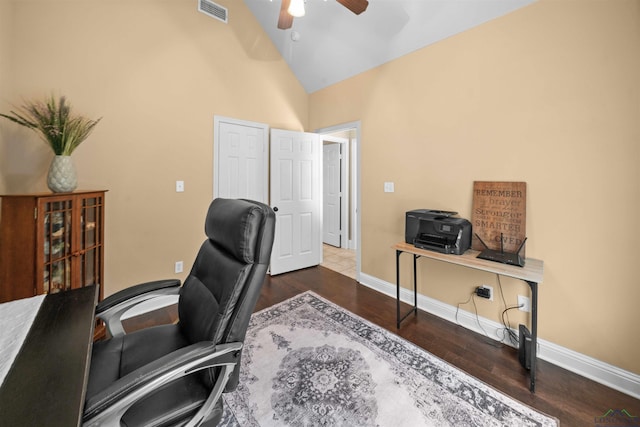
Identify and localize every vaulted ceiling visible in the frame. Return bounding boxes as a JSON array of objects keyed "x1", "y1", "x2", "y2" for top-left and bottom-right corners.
[{"x1": 243, "y1": 0, "x2": 537, "y2": 93}]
